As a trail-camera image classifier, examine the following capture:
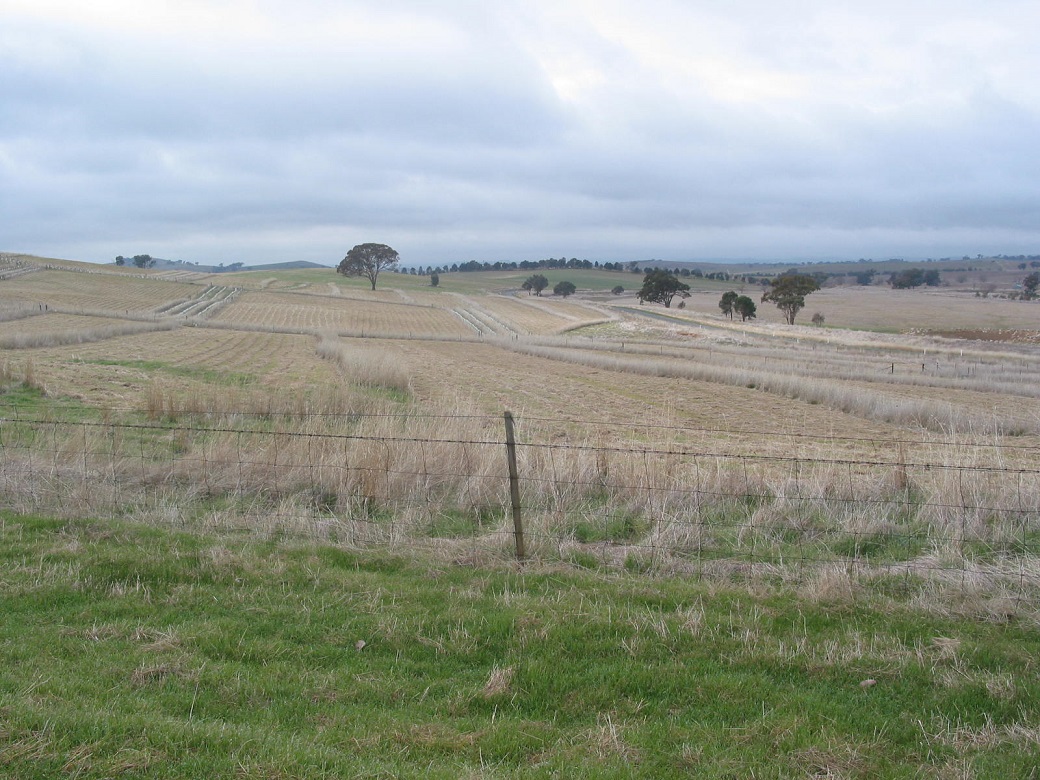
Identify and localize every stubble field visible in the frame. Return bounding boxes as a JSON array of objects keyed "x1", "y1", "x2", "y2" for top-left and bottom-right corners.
[{"x1": 3, "y1": 254, "x2": 1038, "y2": 575}]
